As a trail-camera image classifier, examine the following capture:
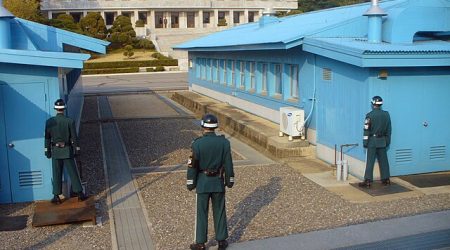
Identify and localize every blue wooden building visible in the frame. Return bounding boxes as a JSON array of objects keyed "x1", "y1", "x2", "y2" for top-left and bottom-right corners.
[
  {"x1": 0, "y1": 4, "x2": 109, "y2": 203},
  {"x1": 175, "y1": 0, "x2": 450, "y2": 179}
]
